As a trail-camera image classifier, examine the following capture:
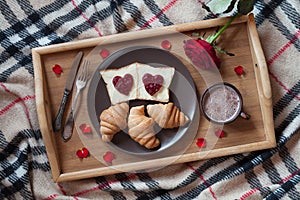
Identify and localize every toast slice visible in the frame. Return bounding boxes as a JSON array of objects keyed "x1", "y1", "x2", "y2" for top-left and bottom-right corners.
[
  {"x1": 136, "y1": 63, "x2": 175, "y2": 102},
  {"x1": 100, "y1": 63, "x2": 137, "y2": 104},
  {"x1": 100, "y1": 62, "x2": 175, "y2": 104}
]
